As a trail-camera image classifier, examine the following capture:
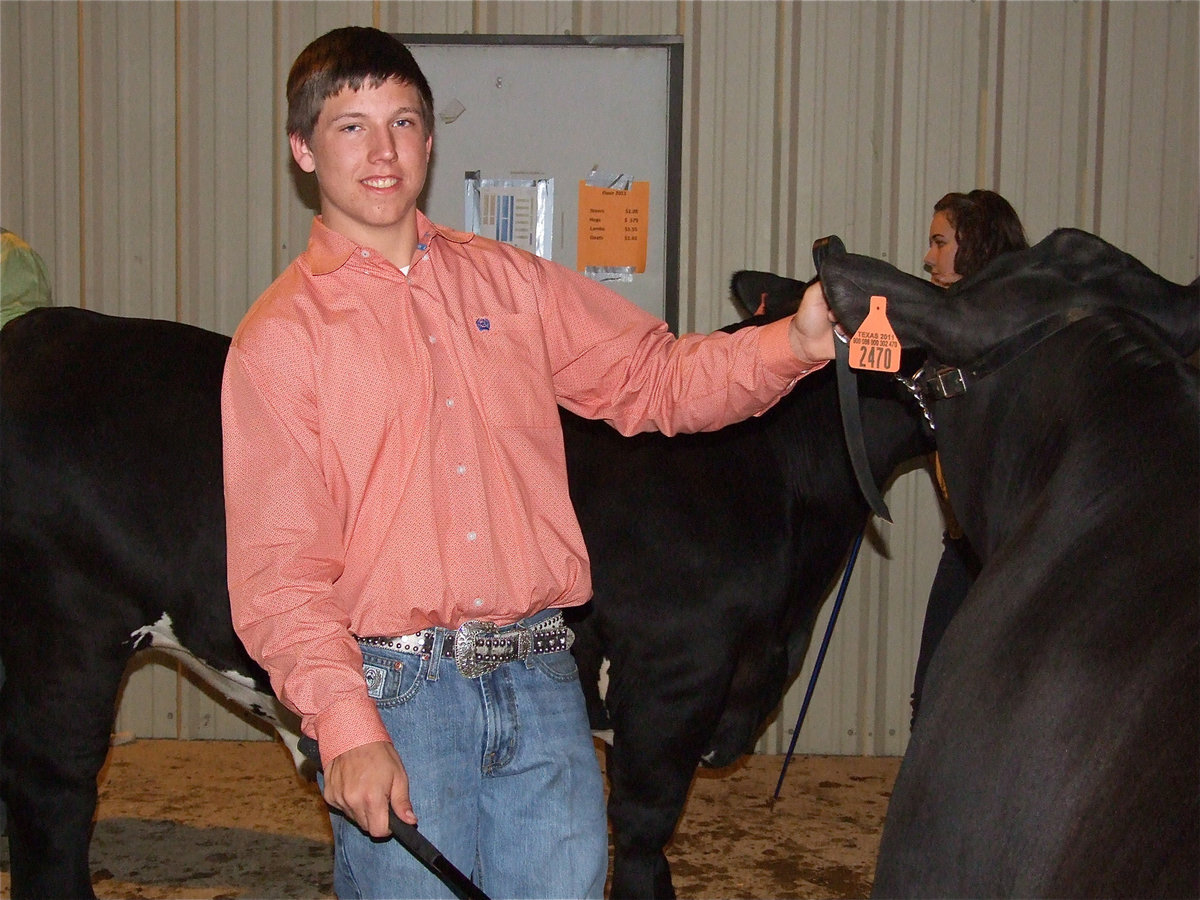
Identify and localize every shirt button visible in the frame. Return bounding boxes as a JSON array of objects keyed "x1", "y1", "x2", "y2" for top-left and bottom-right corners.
[
  {"x1": 428, "y1": 335, "x2": 437, "y2": 344},
  {"x1": 456, "y1": 465, "x2": 467, "y2": 475},
  {"x1": 360, "y1": 249, "x2": 370, "y2": 258},
  {"x1": 445, "y1": 398, "x2": 455, "y2": 408},
  {"x1": 466, "y1": 531, "x2": 477, "y2": 542},
  {"x1": 474, "y1": 598, "x2": 484, "y2": 608}
]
